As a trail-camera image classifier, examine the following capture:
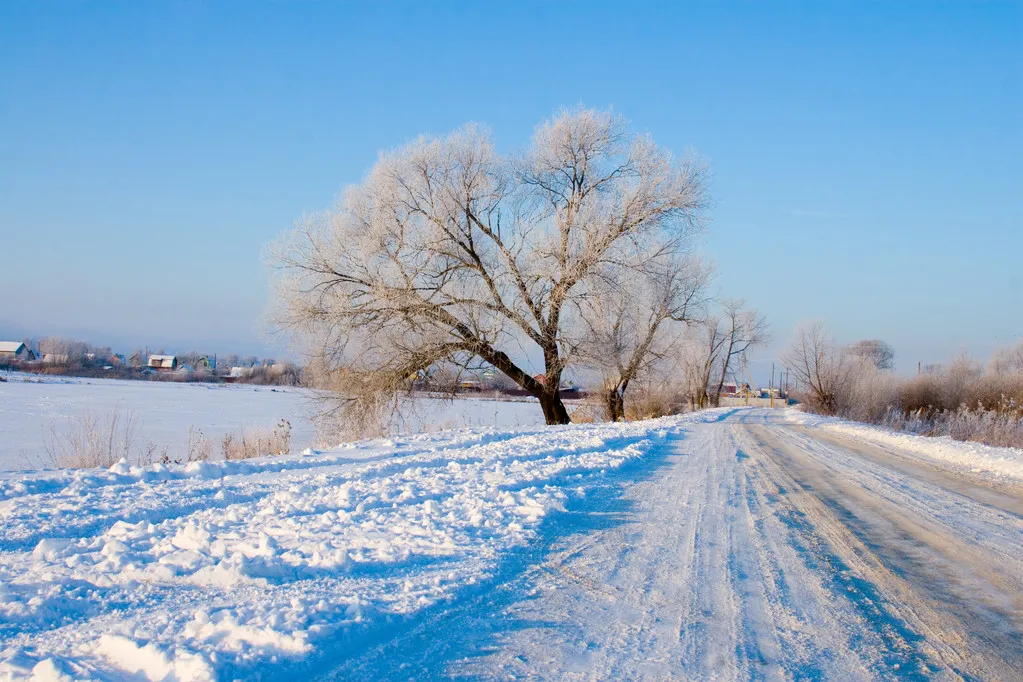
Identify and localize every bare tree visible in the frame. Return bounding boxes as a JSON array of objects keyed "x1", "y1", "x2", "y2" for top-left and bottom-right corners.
[
  {"x1": 848, "y1": 339, "x2": 895, "y2": 370},
  {"x1": 272, "y1": 108, "x2": 706, "y2": 427},
  {"x1": 709, "y1": 300, "x2": 769, "y2": 406},
  {"x1": 576, "y1": 255, "x2": 710, "y2": 421},
  {"x1": 783, "y1": 322, "x2": 849, "y2": 414},
  {"x1": 679, "y1": 314, "x2": 727, "y2": 409},
  {"x1": 674, "y1": 300, "x2": 767, "y2": 408}
]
